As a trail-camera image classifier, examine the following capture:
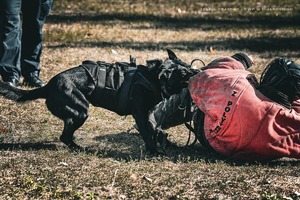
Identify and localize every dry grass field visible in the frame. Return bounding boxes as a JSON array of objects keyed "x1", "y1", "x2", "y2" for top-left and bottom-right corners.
[{"x1": 0, "y1": 0, "x2": 300, "y2": 199}]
